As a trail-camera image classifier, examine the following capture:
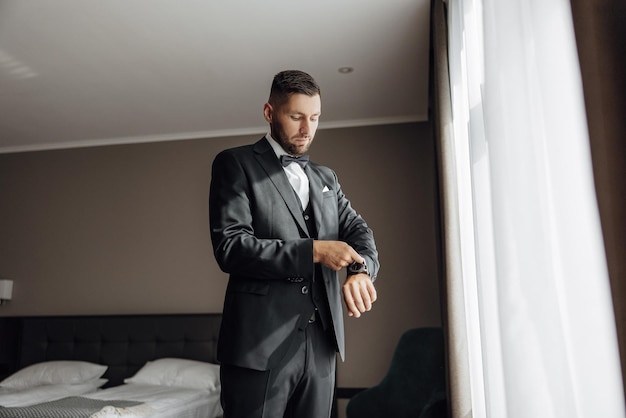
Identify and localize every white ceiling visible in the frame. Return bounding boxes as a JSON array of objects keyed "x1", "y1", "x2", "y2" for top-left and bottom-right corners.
[{"x1": 0, "y1": 0, "x2": 431, "y2": 154}]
